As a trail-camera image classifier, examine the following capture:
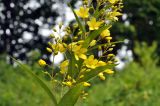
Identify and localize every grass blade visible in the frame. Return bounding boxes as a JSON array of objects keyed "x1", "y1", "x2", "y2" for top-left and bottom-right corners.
[{"x1": 12, "y1": 58, "x2": 57, "y2": 105}]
